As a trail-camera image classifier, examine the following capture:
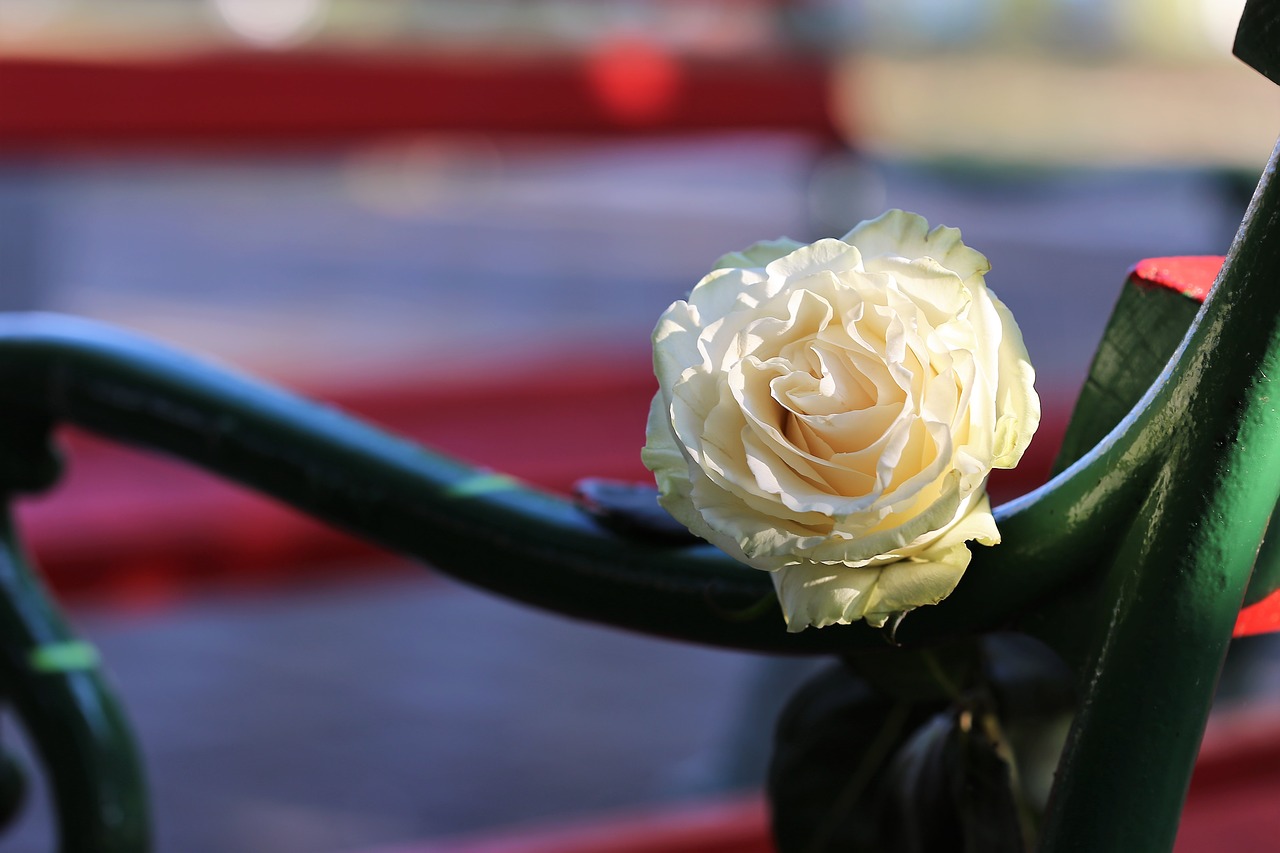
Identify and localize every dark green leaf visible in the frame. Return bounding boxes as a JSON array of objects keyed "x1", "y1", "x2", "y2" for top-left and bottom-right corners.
[
  {"x1": 769, "y1": 664, "x2": 943, "y2": 853},
  {"x1": 982, "y1": 633, "x2": 1075, "y2": 718},
  {"x1": 845, "y1": 641, "x2": 982, "y2": 703},
  {"x1": 881, "y1": 704, "x2": 1029, "y2": 853}
]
